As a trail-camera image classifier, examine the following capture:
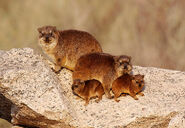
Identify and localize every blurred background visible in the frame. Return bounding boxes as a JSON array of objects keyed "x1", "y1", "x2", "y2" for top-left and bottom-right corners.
[{"x1": 0, "y1": 0, "x2": 185, "y2": 71}]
